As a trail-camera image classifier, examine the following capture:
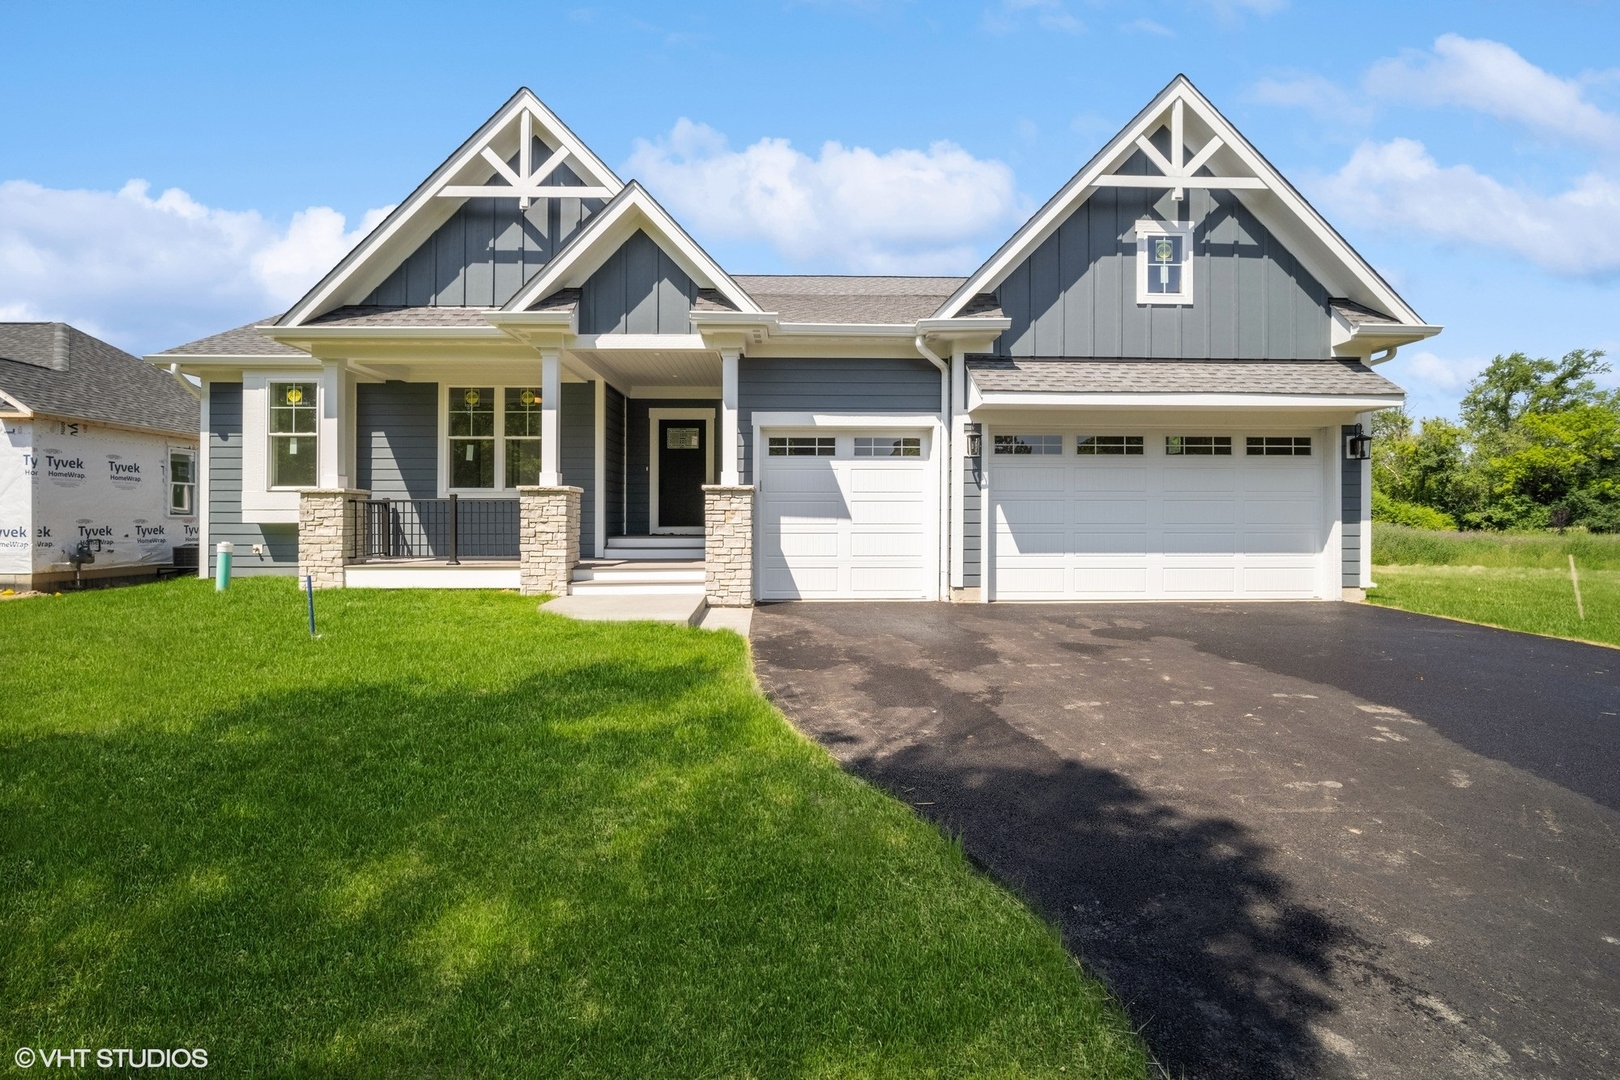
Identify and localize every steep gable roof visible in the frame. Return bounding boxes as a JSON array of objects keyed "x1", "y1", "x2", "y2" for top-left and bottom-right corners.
[
  {"x1": 937, "y1": 75, "x2": 1432, "y2": 331},
  {"x1": 501, "y1": 182, "x2": 761, "y2": 316},
  {"x1": 0, "y1": 323, "x2": 199, "y2": 435},
  {"x1": 278, "y1": 89, "x2": 624, "y2": 327}
]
